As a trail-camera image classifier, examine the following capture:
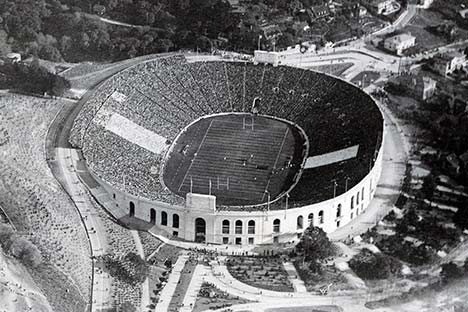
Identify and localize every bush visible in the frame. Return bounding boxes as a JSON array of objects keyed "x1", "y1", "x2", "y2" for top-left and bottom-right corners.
[{"x1": 349, "y1": 248, "x2": 402, "y2": 280}]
